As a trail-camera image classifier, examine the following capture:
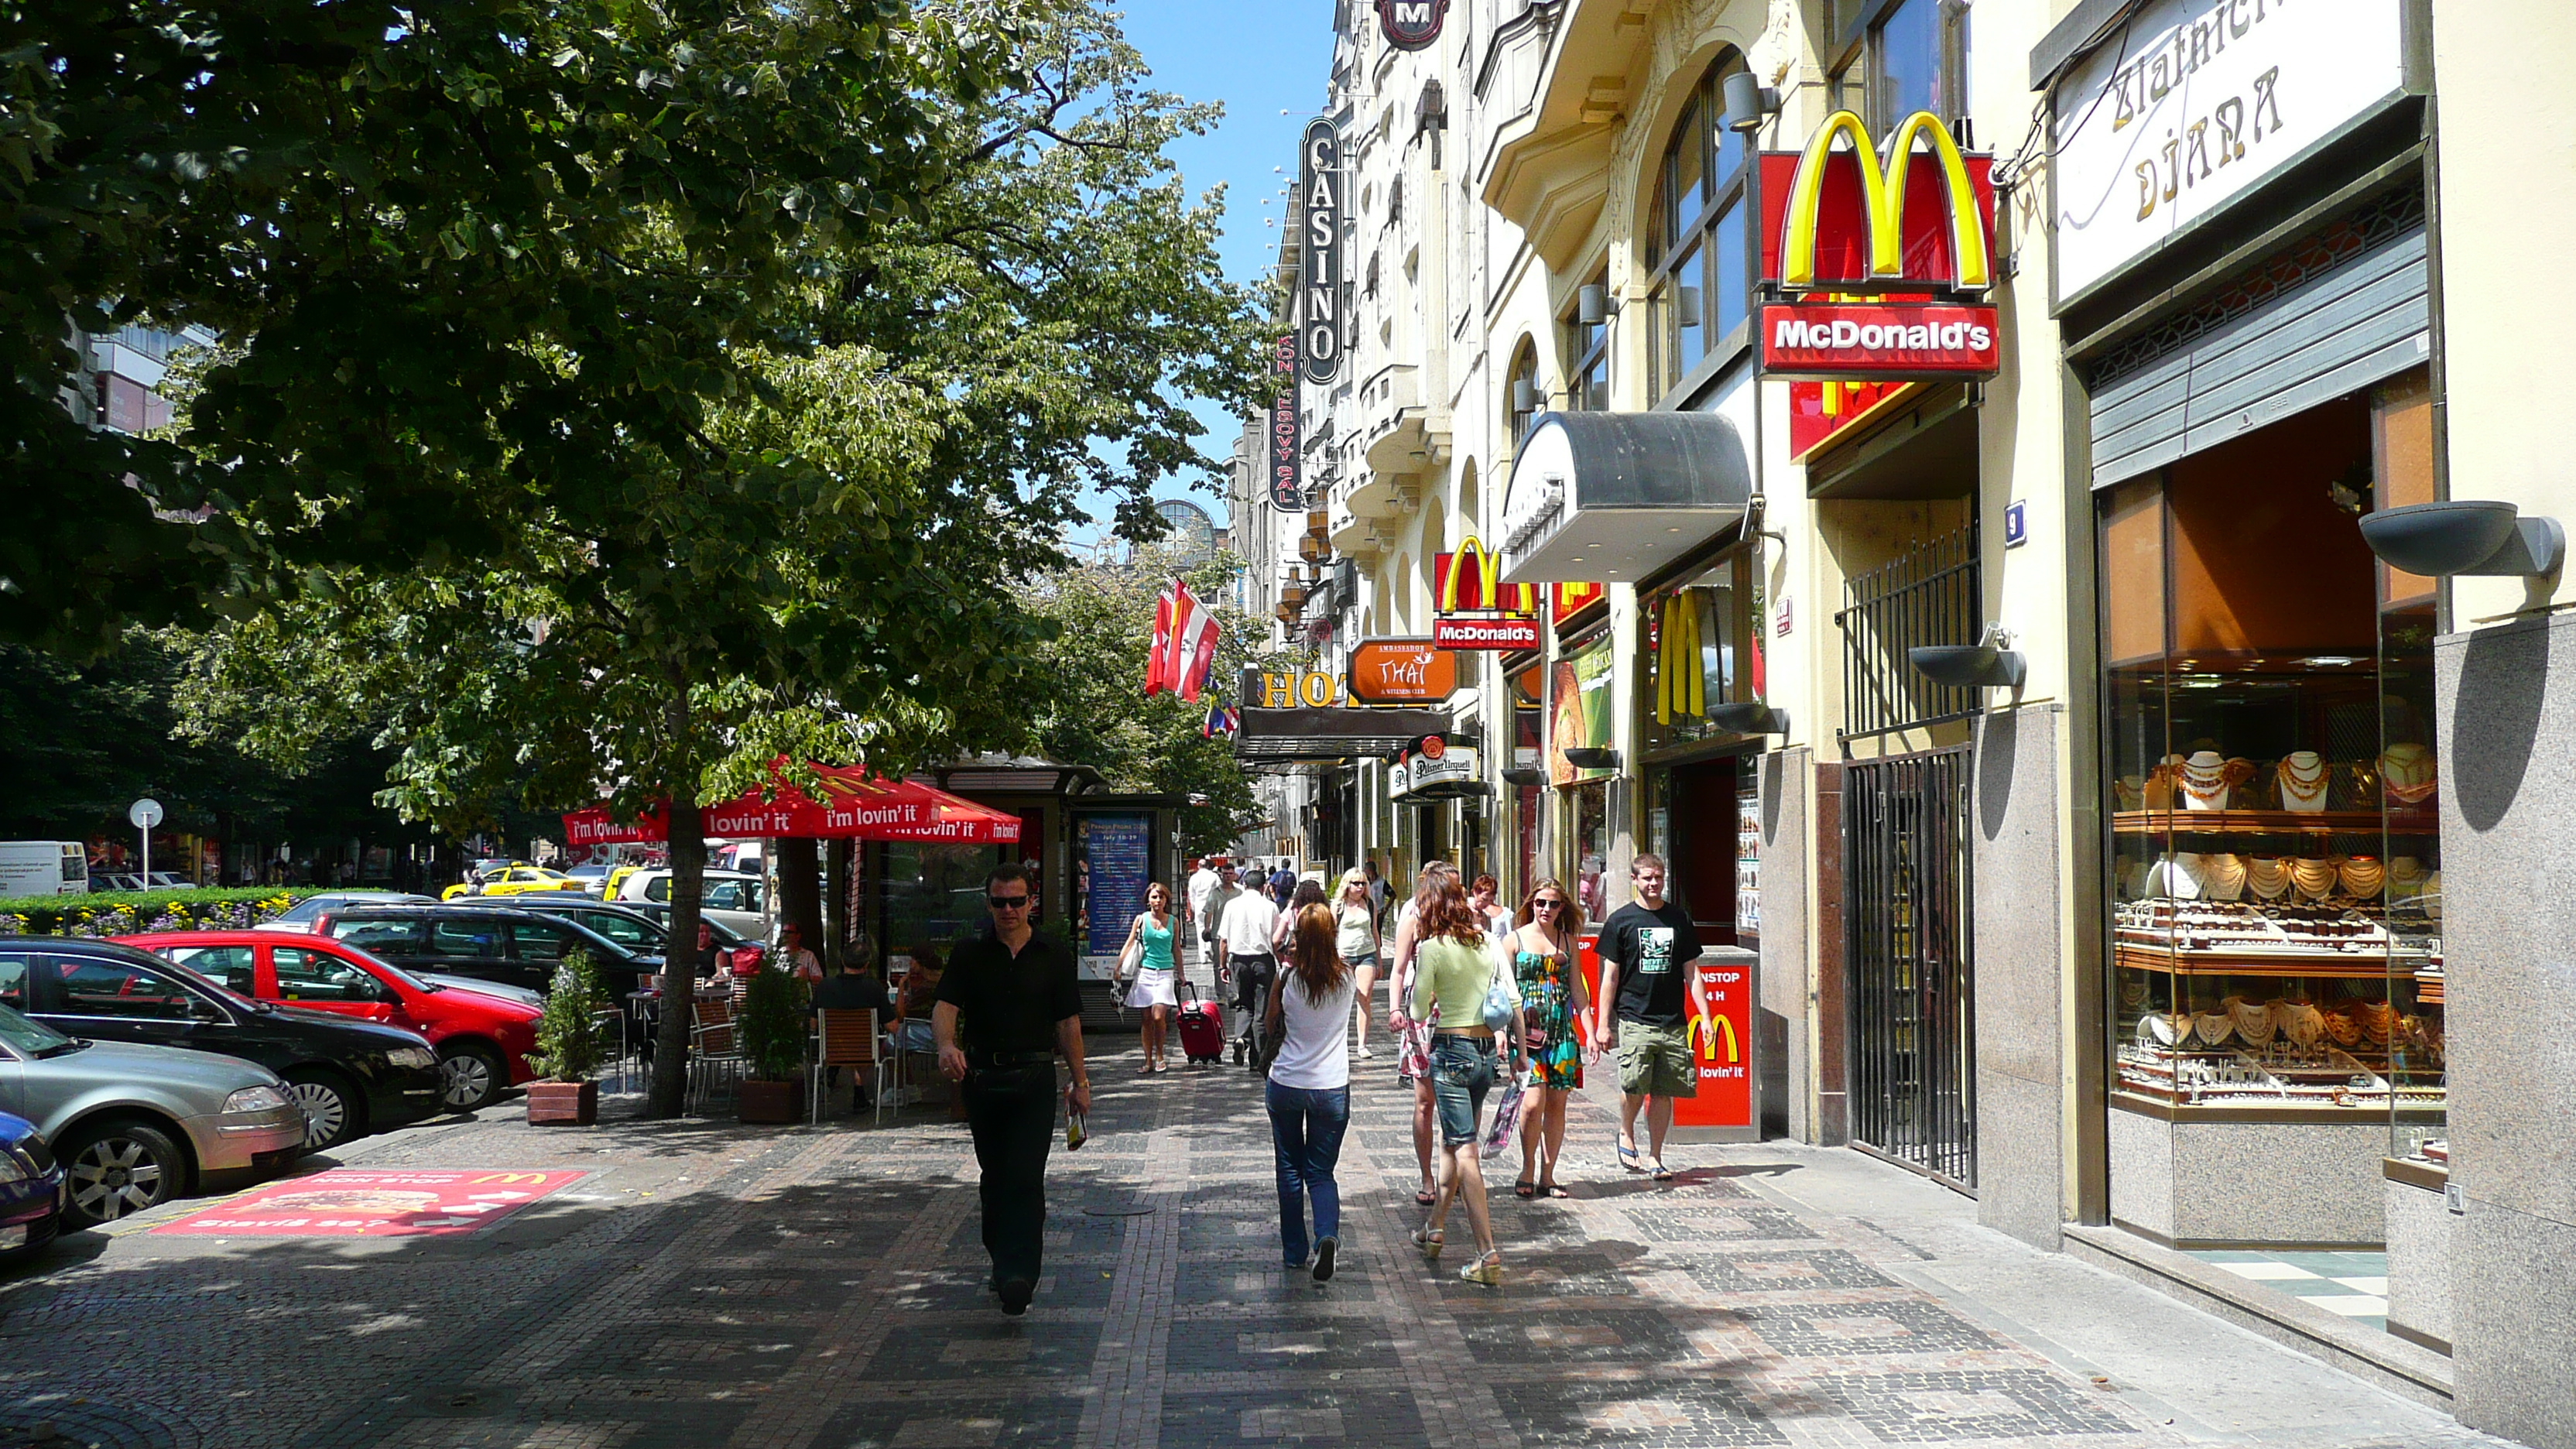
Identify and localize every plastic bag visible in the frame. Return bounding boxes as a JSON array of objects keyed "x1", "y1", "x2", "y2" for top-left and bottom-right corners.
[{"x1": 1481, "y1": 1071, "x2": 1527, "y2": 1157}]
